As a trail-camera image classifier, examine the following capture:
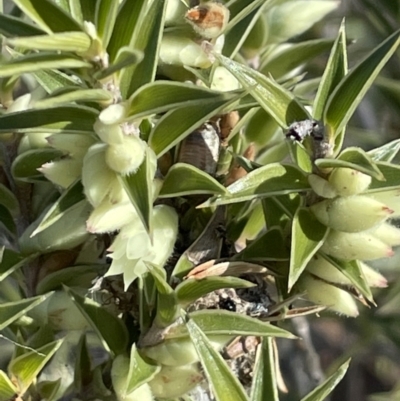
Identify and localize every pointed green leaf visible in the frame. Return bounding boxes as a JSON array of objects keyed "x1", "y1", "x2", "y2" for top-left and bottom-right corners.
[
  {"x1": 0, "y1": 370, "x2": 17, "y2": 401},
  {"x1": 250, "y1": 338, "x2": 279, "y2": 401},
  {"x1": 11, "y1": 149, "x2": 64, "y2": 182},
  {"x1": 9, "y1": 339, "x2": 63, "y2": 393},
  {"x1": 147, "y1": 264, "x2": 178, "y2": 327},
  {"x1": 261, "y1": 39, "x2": 334, "y2": 79},
  {"x1": 368, "y1": 162, "x2": 400, "y2": 192},
  {"x1": 128, "y1": 81, "x2": 237, "y2": 119},
  {"x1": 33, "y1": 88, "x2": 113, "y2": 108},
  {"x1": 149, "y1": 95, "x2": 240, "y2": 156},
  {"x1": 6, "y1": 32, "x2": 91, "y2": 52},
  {"x1": 0, "y1": 13, "x2": 45, "y2": 36},
  {"x1": 176, "y1": 276, "x2": 255, "y2": 306},
  {"x1": 167, "y1": 310, "x2": 296, "y2": 340},
  {"x1": 185, "y1": 315, "x2": 250, "y2": 401},
  {"x1": 94, "y1": 47, "x2": 143, "y2": 80},
  {"x1": 70, "y1": 0, "x2": 96, "y2": 24},
  {"x1": 0, "y1": 105, "x2": 98, "y2": 134},
  {"x1": 159, "y1": 163, "x2": 228, "y2": 198},
  {"x1": 119, "y1": 147, "x2": 154, "y2": 234},
  {"x1": 0, "y1": 204, "x2": 16, "y2": 234},
  {"x1": 32, "y1": 69, "x2": 81, "y2": 94},
  {"x1": 289, "y1": 207, "x2": 329, "y2": 290},
  {"x1": 119, "y1": 0, "x2": 167, "y2": 98},
  {"x1": 322, "y1": 255, "x2": 374, "y2": 303},
  {"x1": 0, "y1": 183, "x2": 18, "y2": 215},
  {"x1": 315, "y1": 147, "x2": 384, "y2": 180},
  {"x1": 0, "y1": 248, "x2": 31, "y2": 282},
  {"x1": 74, "y1": 334, "x2": 92, "y2": 393},
  {"x1": 36, "y1": 264, "x2": 105, "y2": 294},
  {"x1": 66, "y1": 287, "x2": 128, "y2": 355},
  {"x1": 107, "y1": 0, "x2": 146, "y2": 62},
  {"x1": 95, "y1": 0, "x2": 119, "y2": 49},
  {"x1": 126, "y1": 344, "x2": 160, "y2": 394},
  {"x1": 11, "y1": 0, "x2": 82, "y2": 33},
  {"x1": 313, "y1": 20, "x2": 347, "y2": 121},
  {"x1": 215, "y1": 53, "x2": 310, "y2": 128},
  {"x1": 199, "y1": 164, "x2": 310, "y2": 207},
  {"x1": 0, "y1": 52, "x2": 91, "y2": 78},
  {"x1": 235, "y1": 227, "x2": 289, "y2": 261},
  {"x1": 300, "y1": 359, "x2": 351, "y2": 401},
  {"x1": 368, "y1": 139, "x2": 400, "y2": 162},
  {"x1": 0, "y1": 293, "x2": 52, "y2": 331},
  {"x1": 224, "y1": 0, "x2": 270, "y2": 58},
  {"x1": 324, "y1": 29, "x2": 400, "y2": 136}
]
